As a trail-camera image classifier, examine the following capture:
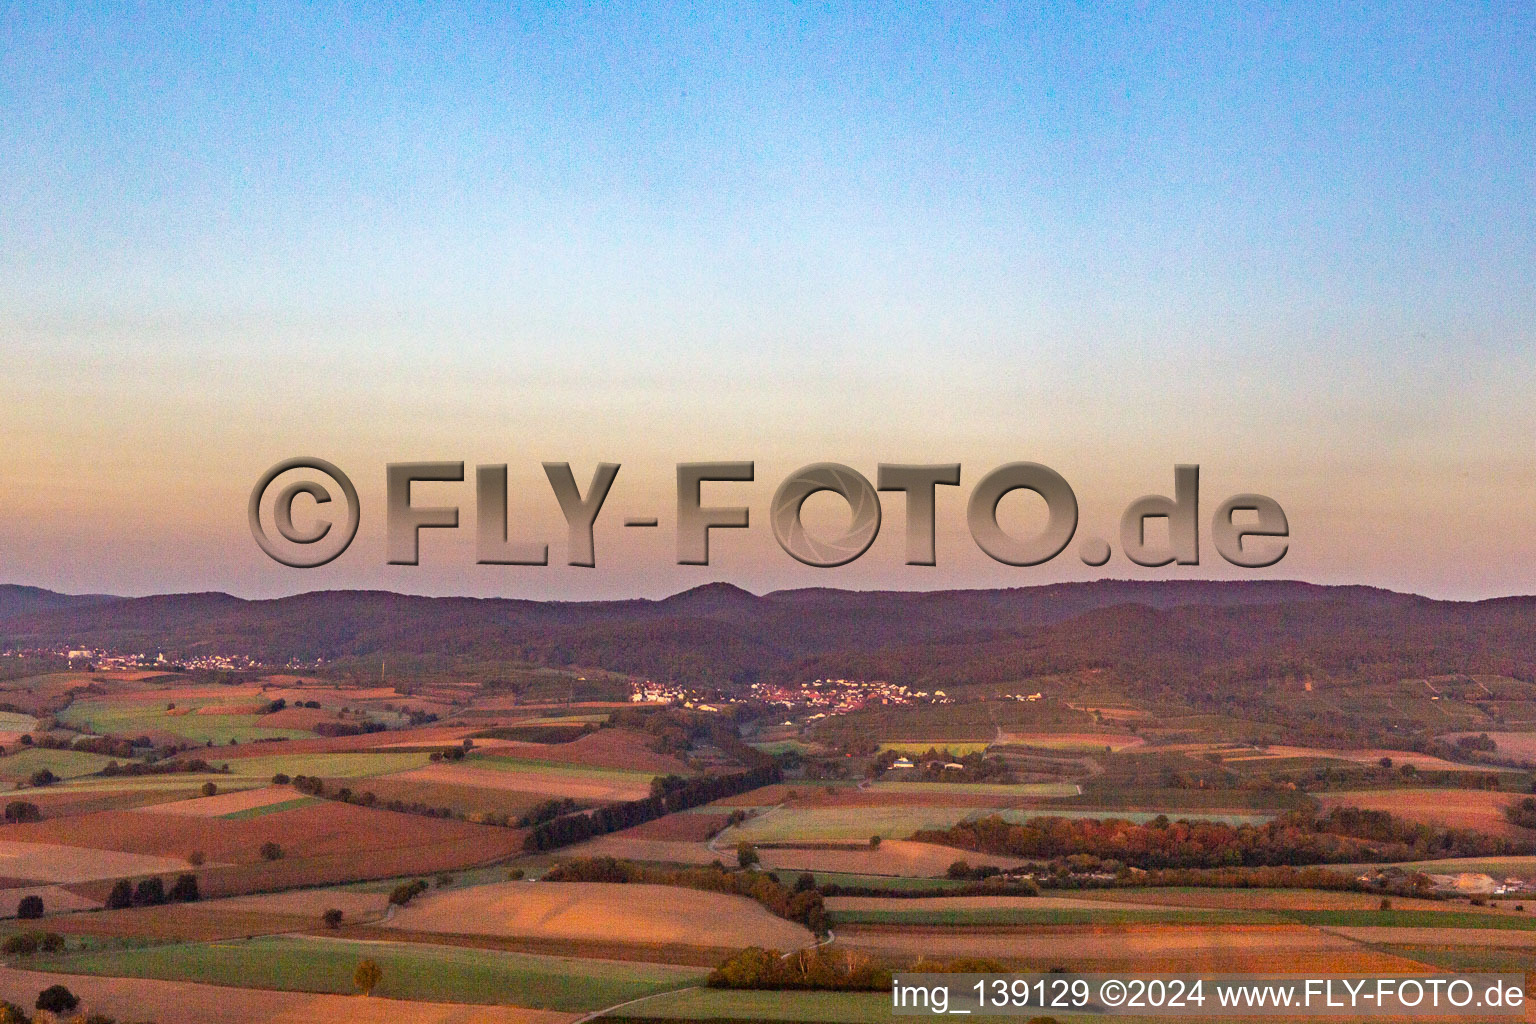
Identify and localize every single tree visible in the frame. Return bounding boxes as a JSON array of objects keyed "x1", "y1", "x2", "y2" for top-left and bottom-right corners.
[
  {"x1": 869, "y1": 835, "x2": 882, "y2": 849},
  {"x1": 105, "y1": 879, "x2": 133, "y2": 909},
  {"x1": 259, "y1": 841, "x2": 284, "y2": 861},
  {"x1": 201, "y1": 781, "x2": 218, "y2": 797},
  {"x1": 736, "y1": 842, "x2": 759, "y2": 869},
  {"x1": 15, "y1": 895, "x2": 43, "y2": 920},
  {"x1": 132, "y1": 877, "x2": 166, "y2": 907},
  {"x1": 169, "y1": 873, "x2": 200, "y2": 903},
  {"x1": 3, "y1": 801, "x2": 40, "y2": 824},
  {"x1": 323, "y1": 908, "x2": 344, "y2": 929},
  {"x1": 35, "y1": 984, "x2": 78, "y2": 1015},
  {"x1": 353, "y1": 958, "x2": 383, "y2": 997}
]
